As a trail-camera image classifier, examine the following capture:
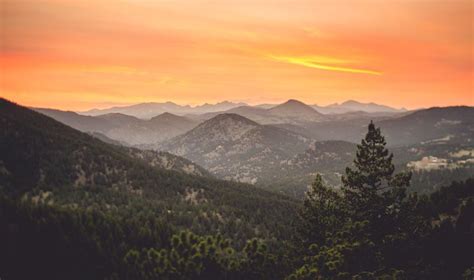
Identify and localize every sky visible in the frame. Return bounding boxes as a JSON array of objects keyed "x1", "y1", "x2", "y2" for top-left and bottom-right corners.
[{"x1": 1, "y1": 0, "x2": 473, "y2": 111}]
